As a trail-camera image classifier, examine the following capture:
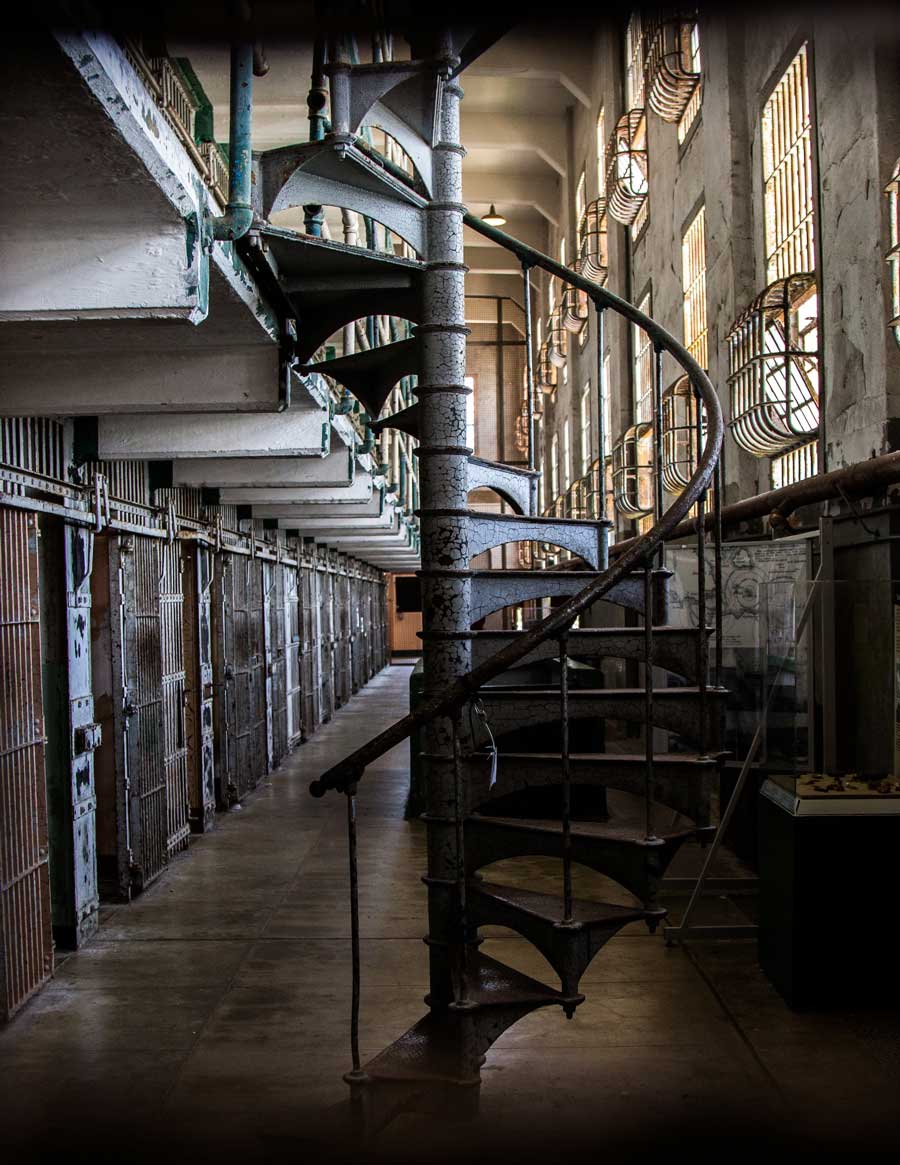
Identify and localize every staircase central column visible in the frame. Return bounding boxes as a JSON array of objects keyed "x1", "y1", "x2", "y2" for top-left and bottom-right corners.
[{"x1": 416, "y1": 44, "x2": 471, "y2": 1008}]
